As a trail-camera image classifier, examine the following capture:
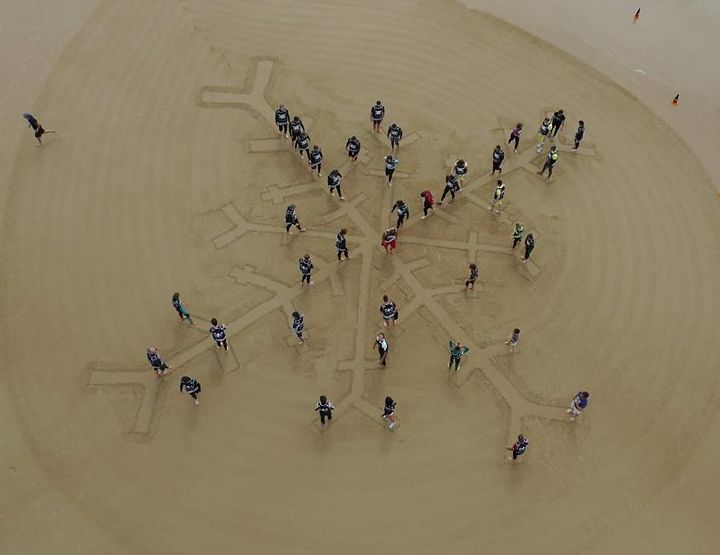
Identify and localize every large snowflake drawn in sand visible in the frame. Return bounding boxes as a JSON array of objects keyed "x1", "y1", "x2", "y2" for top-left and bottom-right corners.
[{"x1": 91, "y1": 59, "x2": 597, "y2": 442}]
